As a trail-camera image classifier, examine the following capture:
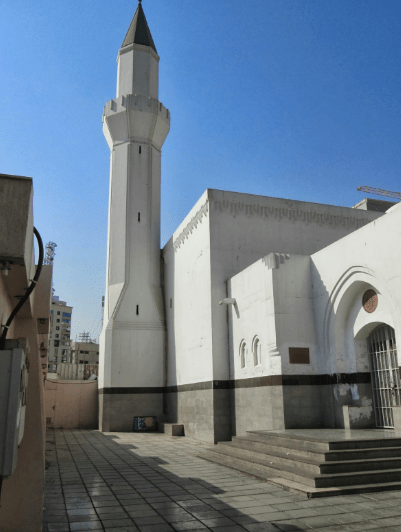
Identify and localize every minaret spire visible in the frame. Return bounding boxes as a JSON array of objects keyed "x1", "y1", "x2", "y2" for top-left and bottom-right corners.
[{"x1": 121, "y1": 0, "x2": 157, "y2": 52}]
